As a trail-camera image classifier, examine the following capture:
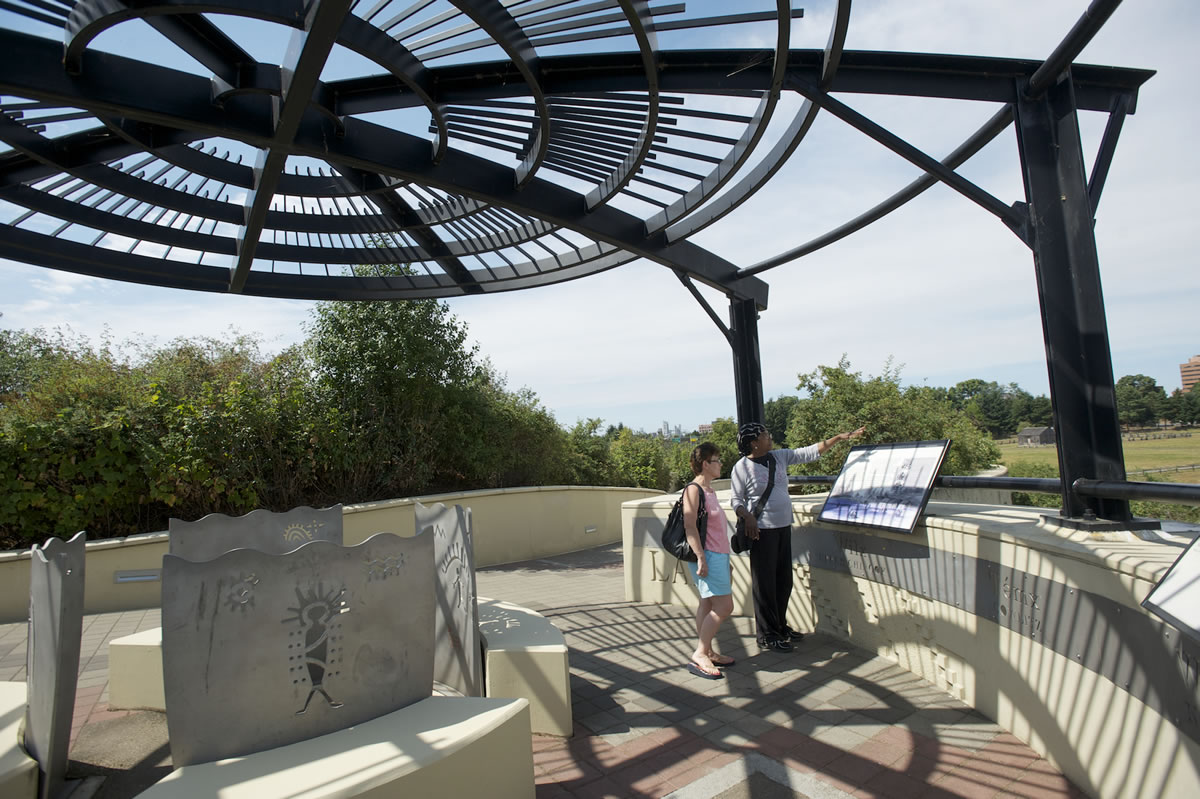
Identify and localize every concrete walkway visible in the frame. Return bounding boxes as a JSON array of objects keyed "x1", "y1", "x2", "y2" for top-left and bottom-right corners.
[{"x1": 0, "y1": 543, "x2": 1088, "y2": 798}]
